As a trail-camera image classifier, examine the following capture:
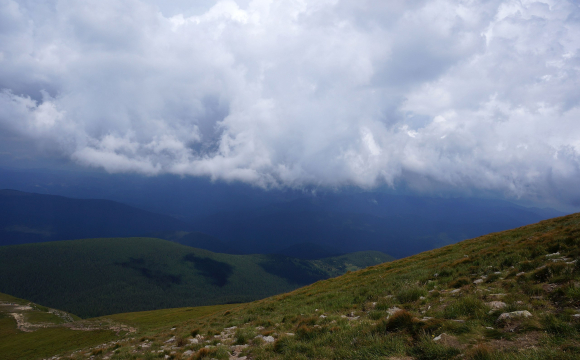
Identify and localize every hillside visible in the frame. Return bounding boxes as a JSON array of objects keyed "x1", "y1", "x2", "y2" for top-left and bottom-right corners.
[
  {"x1": 34, "y1": 212, "x2": 579, "y2": 360},
  {"x1": 0, "y1": 190, "x2": 193, "y2": 246},
  {"x1": 0, "y1": 238, "x2": 392, "y2": 318},
  {"x1": 191, "y1": 193, "x2": 565, "y2": 258},
  {"x1": 0, "y1": 291, "x2": 234, "y2": 360}
]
